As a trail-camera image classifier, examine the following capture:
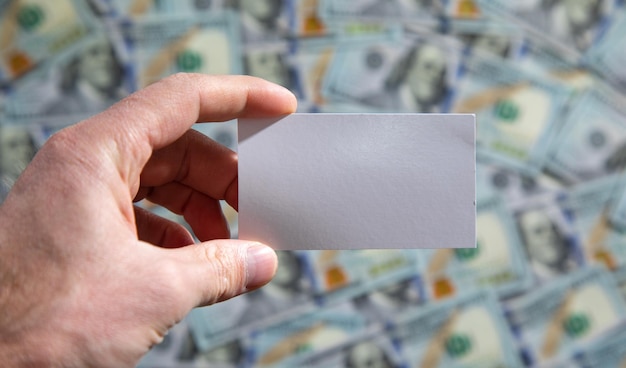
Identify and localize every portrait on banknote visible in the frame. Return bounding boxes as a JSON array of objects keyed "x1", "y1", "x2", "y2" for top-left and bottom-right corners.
[
  {"x1": 516, "y1": 208, "x2": 578, "y2": 280},
  {"x1": 43, "y1": 36, "x2": 126, "y2": 115},
  {"x1": 0, "y1": 124, "x2": 36, "y2": 202},
  {"x1": 353, "y1": 277, "x2": 422, "y2": 323},
  {"x1": 343, "y1": 340, "x2": 397, "y2": 368},
  {"x1": 486, "y1": 0, "x2": 611, "y2": 52},
  {"x1": 243, "y1": 45, "x2": 297, "y2": 92},
  {"x1": 226, "y1": 0, "x2": 288, "y2": 42},
  {"x1": 541, "y1": 0, "x2": 607, "y2": 51},
  {"x1": 361, "y1": 40, "x2": 450, "y2": 112}
]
